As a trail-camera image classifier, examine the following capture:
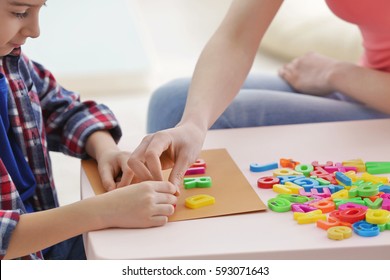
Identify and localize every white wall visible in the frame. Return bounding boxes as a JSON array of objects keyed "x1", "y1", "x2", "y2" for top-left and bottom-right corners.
[{"x1": 23, "y1": 0, "x2": 151, "y2": 95}]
